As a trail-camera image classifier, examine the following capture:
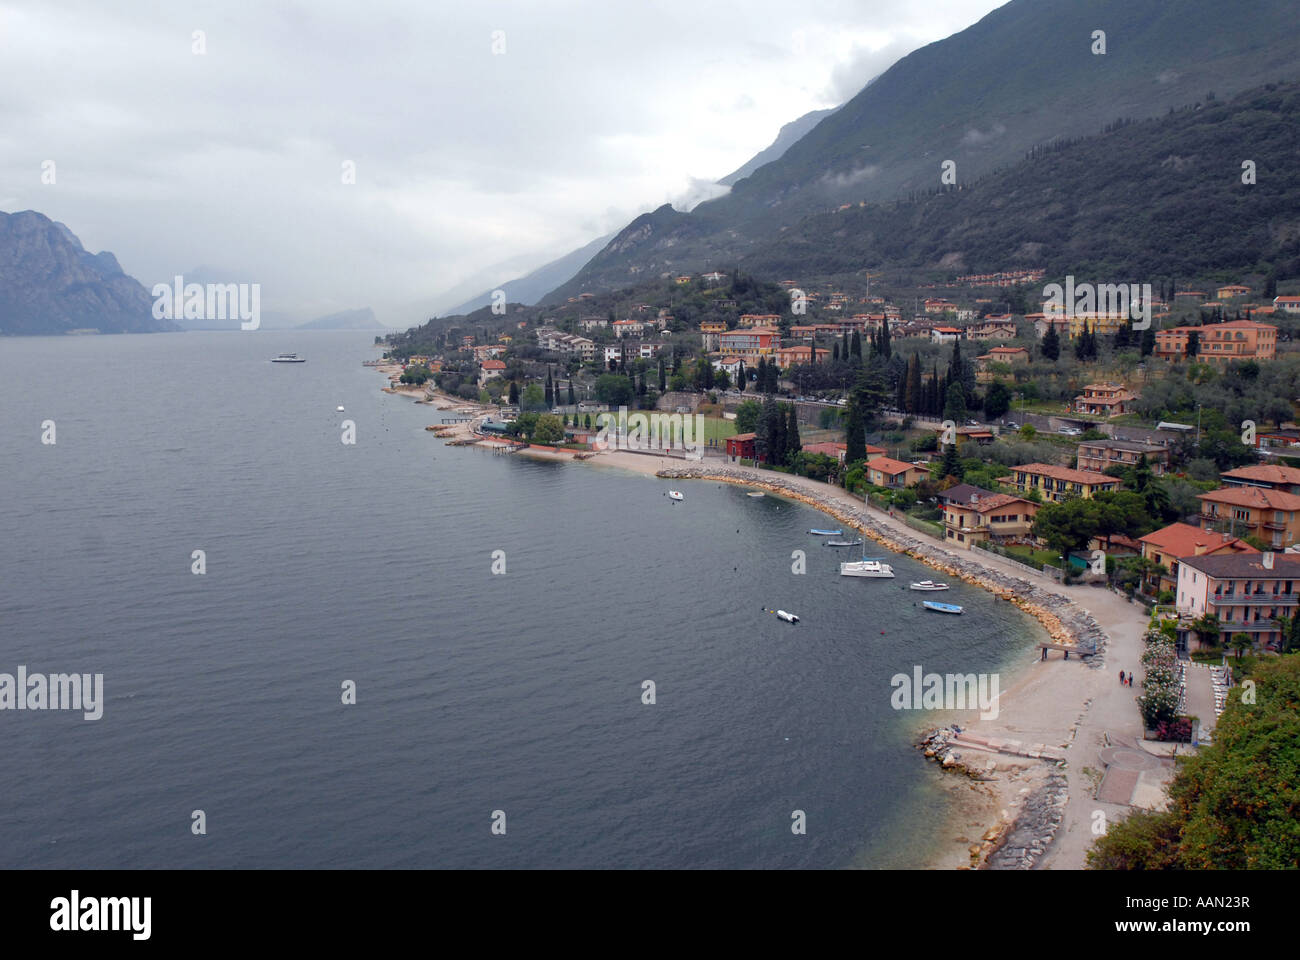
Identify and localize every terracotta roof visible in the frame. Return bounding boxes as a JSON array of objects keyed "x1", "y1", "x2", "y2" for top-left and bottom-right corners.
[
  {"x1": 481, "y1": 359, "x2": 506, "y2": 370},
  {"x1": 969, "y1": 493, "x2": 1032, "y2": 513},
  {"x1": 1138, "y1": 522, "x2": 1256, "y2": 558},
  {"x1": 1180, "y1": 553, "x2": 1300, "y2": 579},
  {"x1": 1220, "y1": 464, "x2": 1300, "y2": 486},
  {"x1": 1002, "y1": 463, "x2": 1119, "y2": 485},
  {"x1": 1198, "y1": 486, "x2": 1300, "y2": 511},
  {"x1": 729, "y1": 432, "x2": 757, "y2": 442},
  {"x1": 868, "y1": 456, "x2": 923, "y2": 475}
]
